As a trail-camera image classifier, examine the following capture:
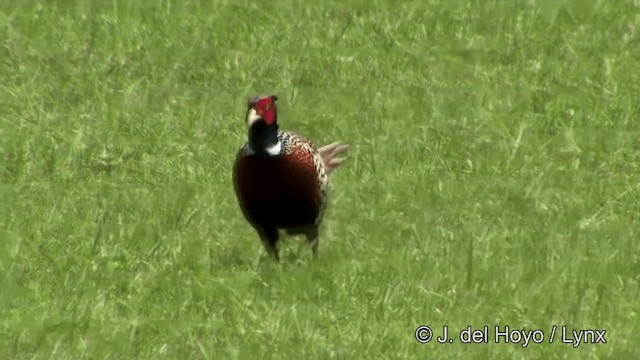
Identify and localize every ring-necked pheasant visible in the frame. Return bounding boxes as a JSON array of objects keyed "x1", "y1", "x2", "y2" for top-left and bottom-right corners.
[{"x1": 232, "y1": 94, "x2": 349, "y2": 261}]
